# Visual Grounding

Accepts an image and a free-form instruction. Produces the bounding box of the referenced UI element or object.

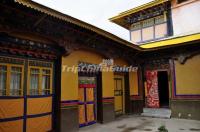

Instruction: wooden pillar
[54,55,62,132]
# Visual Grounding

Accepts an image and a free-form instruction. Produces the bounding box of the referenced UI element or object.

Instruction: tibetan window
[130,14,168,43]
[0,66,7,96]
[30,68,40,95]
[0,65,23,96]
[10,67,22,96]
[28,66,52,96]
[42,69,51,95]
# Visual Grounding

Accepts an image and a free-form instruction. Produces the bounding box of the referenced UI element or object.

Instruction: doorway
[158,71,169,108]
[78,76,97,127]
[78,72,103,127]
[114,75,125,116]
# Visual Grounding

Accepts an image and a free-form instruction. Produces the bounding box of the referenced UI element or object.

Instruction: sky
[33,0,151,41]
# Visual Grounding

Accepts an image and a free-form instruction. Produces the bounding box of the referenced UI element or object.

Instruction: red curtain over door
[146,71,159,108]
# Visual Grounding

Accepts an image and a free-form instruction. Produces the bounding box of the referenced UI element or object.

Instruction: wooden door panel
[86,104,95,122]
[114,96,122,111]
[78,77,96,127]
[79,105,86,124]
[79,89,85,102]
[114,76,124,116]
[86,88,94,102]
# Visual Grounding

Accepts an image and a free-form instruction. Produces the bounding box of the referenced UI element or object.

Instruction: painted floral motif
[146,71,159,108]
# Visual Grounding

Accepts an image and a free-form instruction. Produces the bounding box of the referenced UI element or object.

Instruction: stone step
[141,108,171,119]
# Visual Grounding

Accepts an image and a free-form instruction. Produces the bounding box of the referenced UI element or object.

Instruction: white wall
[171,0,200,36]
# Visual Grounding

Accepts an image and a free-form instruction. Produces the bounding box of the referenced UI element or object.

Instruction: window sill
[136,36,169,45]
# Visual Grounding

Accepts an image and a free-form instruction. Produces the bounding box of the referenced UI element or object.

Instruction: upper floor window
[130,14,168,43]
[131,22,141,30]
[142,18,154,28]
[155,15,165,24]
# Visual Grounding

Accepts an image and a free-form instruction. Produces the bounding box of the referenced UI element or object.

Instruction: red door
[146,71,159,108]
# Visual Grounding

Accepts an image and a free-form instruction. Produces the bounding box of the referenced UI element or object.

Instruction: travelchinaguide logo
[62,59,138,73]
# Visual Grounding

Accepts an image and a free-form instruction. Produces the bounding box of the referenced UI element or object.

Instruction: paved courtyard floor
[79,115,200,132]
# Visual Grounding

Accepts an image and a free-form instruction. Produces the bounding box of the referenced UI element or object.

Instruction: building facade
[0,0,200,132]
[0,0,141,131]
[110,0,200,121]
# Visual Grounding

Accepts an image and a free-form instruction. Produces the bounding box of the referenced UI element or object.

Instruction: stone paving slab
[79,115,200,132]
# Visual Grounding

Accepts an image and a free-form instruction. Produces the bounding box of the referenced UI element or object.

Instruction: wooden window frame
[42,69,52,95]
[131,22,141,30]
[155,15,166,25]
[0,63,24,96]
[27,65,53,95]
[130,14,168,43]
[142,18,154,28]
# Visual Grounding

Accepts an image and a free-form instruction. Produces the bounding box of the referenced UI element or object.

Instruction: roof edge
[140,33,200,49]
[109,0,169,22]
[15,0,142,51]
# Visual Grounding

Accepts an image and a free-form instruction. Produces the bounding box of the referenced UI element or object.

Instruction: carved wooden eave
[109,0,170,29]
[0,33,60,59]
[137,40,200,65]
[1,0,199,66]
[173,49,200,64]
[0,0,141,64]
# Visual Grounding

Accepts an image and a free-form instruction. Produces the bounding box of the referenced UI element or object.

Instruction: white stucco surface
[172,0,200,36]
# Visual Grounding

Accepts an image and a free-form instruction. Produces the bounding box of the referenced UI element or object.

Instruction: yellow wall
[175,54,200,95]
[0,99,24,119]
[62,50,107,101]
[102,71,114,97]
[114,59,128,67]
[0,120,23,132]
[62,53,139,101]
[114,58,139,96]
[27,97,52,115]
[26,115,52,132]
[129,71,139,95]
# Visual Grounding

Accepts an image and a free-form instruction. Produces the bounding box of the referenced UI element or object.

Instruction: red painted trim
[79,84,96,88]
[103,97,114,103]
[130,95,143,100]
[0,47,56,59]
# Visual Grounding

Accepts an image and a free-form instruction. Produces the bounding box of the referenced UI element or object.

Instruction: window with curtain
[10,67,22,96]
[29,68,51,95]
[0,66,7,96]
[42,69,51,95]
[0,65,23,96]
[30,68,40,95]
